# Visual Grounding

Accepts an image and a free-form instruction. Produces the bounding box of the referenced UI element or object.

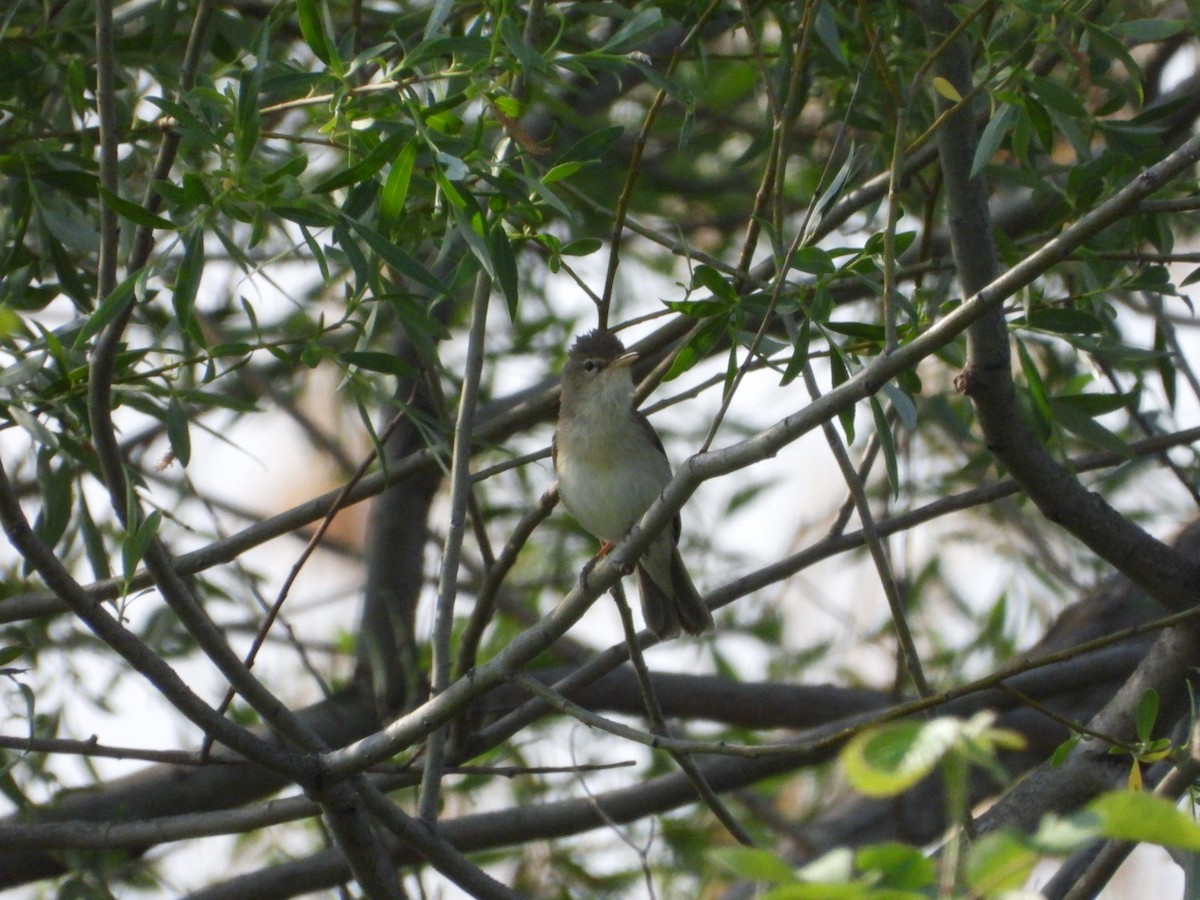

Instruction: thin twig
[420,271,492,824]
[610,583,755,845]
[802,364,933,697]
[598,0,727,326]
[201,401,413,758]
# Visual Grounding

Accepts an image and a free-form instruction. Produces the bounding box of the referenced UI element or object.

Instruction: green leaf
[339,351,418,377]
[762,884,865,899]
[98,188,175,231]
[173,228,205,344]
[600,8,665,53]
[1135,689,1159,743]
[1049,391,1134,416]
[543,161,583,185]
[1015,307,1106,334]
[343,217,446,294]
[490,225,520,320]
[122,510,162,588]
[792,246,836,276]
[0,645,28,667]
[780,318,811,386]
[296,0,341,71]
[499,16,548,74]
[1015,338,1052,441]
[965,831,1038,895]
[560,238,602,257]
[1047,399,1132,457]
[881,381,917,430]
[932,76,962,103]
[664,313,727,381]
[1154,320,1176,410]
[1049,734,1081,767]
[829,348,855,443]
[712,846,797,883]
[870,396,899,498]
[275,205,335,227]
[557,126,625,164]
[856,843,935,889]
[814,1,847,66]
[1086,791,1200,850]
[842,719,961,798]
[165,396,191,468]
[316,131,413,194]
[73,271,140,350]
[826,321,885,341]
[971,104,1018,179]
[34,451,72,549]
[1111,19,1189,42]
[379,141,417,231]
[235,23,269,166]
[78,496,112,582]
[423,0,455,39]
[690,264,738,304]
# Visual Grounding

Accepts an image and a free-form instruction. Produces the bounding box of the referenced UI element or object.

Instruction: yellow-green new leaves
[841,712,1025,798]
[931,76,962,103]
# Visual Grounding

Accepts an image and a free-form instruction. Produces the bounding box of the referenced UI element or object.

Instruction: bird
[553,329,714,639]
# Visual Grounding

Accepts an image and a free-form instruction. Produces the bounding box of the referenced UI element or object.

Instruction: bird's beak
[609,351,638,370]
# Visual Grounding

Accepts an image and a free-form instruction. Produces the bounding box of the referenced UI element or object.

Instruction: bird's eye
[583,359,600,373]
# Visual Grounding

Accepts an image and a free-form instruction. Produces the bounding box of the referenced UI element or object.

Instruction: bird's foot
[579,541,628,588]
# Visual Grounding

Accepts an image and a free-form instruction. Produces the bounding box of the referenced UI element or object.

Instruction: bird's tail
[636,547,713,639]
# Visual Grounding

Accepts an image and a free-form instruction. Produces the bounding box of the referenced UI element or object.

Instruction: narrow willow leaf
[780,318,811,386]
[1154,320,1176,410]
[0,645,28,667]
[664,313,727,381]
[296,0,341,71]
[343,217,446,294]
[690,264,738,304]
[1050,392,1135,416]
[165,396,191,467]
[970,104,1018,179]
[340,351,417,377]
[235,24,269,166]
[1111,19,1189,41]
[34,451,72,549]
[543,161,583,184]
[712,846,797,883]
[316,131,413,194]
[1135,689,1159,743]
[870,396,899,498]
[1048,399,1133,457]
[829,348,854,443]
[174,228,205,344]
[98,188,175,231]
[1015,338,1052,441]
[423,0,455,39]
[73,271,140,349]
[490,225,520,320]
[122,510,162,589]
[379,141,417,231]
[601,8,665,53]
[78,496,112,581]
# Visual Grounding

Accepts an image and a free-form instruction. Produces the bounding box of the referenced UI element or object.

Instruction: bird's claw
[579,540,626,589]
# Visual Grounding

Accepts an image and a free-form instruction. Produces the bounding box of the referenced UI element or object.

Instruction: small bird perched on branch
[553,329,714,639]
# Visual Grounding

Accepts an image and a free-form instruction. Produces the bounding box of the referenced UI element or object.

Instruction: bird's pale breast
[556,410,671,544]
